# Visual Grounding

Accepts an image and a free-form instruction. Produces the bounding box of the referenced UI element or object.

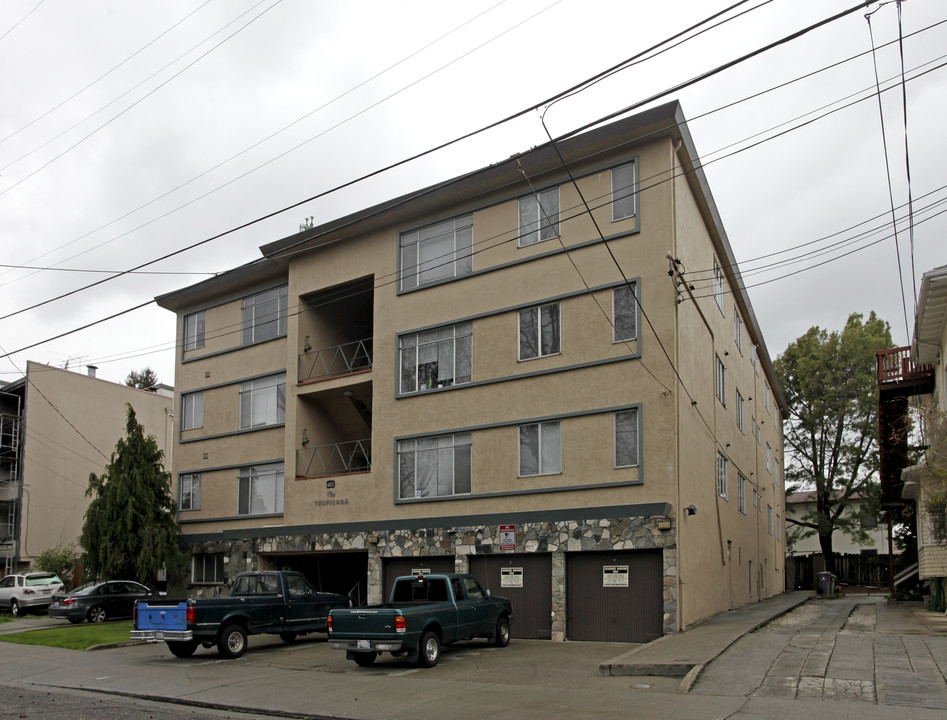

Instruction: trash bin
[817,571,836,595]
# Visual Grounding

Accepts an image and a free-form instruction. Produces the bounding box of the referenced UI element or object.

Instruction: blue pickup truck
[328,573,512,668]
[132,570,349,659]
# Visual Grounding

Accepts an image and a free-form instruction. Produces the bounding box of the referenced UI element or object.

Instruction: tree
[80,404,179,584]
[775,312,893,574]
[125,367,158,389]
[34,544,80,588]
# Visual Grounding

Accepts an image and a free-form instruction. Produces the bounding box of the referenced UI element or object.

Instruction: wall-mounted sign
[326,479,336,489]
[603,565,629,587]
[499,524,516,551]
[500,567,523,588]
[411,568,431,575]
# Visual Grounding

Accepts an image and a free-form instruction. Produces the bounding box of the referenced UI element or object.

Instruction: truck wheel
[279,632,298,643]
[88,606,107,623]
[353,652,377,667]
[168,640,199,658]
[418,630,441,668]
[493,617,511,647]
[217,624,248,659]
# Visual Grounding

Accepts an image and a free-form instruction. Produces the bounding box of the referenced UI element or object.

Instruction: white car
[0,572,65,616]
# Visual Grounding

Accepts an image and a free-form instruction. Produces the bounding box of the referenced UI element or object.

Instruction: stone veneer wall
[180,515,678,638]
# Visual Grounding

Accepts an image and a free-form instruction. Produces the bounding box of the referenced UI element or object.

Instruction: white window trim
[734,309,743,353]
[736,389,745,432]
[399,322,473,393]
[518,303,561,361]
[184,310,206,352]
[713,257,725,313]
[614,408,640,468]
[519,420,562,477]
[738,473,747,514]
[239,373,286,430]
[179,472,201,511]
[612,283,638,343]
[400,214,473,290]
[397,432,472,500]
[611,161,637,221]
[237,462,284,516]
[518,187,560,247]
[717,452,728,499]
[715,354,727,407]
[181,391,203,431]
[241,285,288,345]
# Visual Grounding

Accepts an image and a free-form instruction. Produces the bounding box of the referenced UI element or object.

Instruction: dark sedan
[49,580,151,623]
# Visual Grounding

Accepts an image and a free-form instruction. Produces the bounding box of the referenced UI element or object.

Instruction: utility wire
[0,0,44,44]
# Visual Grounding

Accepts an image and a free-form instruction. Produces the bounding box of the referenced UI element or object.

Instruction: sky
[1,0,944,389]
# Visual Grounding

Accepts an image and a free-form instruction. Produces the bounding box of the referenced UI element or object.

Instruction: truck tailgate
[135,600,188,632]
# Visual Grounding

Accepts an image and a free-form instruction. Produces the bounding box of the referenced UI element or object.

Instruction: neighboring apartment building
[900,265,947,592]
[155,101,786,641]
[0,362,173,577]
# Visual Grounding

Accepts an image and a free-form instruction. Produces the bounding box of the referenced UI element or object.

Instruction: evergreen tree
[80,404,179,583]
[775,312,893,574]
[125,367,158,389]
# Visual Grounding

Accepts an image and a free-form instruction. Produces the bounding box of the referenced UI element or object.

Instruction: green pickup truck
[328,573,512,668]
[132,570,349,659]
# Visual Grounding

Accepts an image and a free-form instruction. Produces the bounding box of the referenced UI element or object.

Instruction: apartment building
[0,362,173,577]
[156,101,786,641]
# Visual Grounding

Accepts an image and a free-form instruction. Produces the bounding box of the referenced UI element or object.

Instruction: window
[611,162,637,220]
[752,345,760,375]
[765,382,771,413]
[776,514,781,541]
[767,504,774,535]
[736,389,744,432]
[612,283,638,342]
[519,187,559,246]
[614,408,640,468]
[753,487,758,510]
[239,373,286,429]
[717,452,728,499]
[179,472,201,511]
[398,433,471,499]
[734,309,743,352]
[519,304,560,360]
[400,322,472,393]
[752,416,760,443]
[242,286,288,345]
[519,421,561,476]
[181,391,203,430]
[713,257,725,312]
[766,442,772,473]
[238,463,284,515]
[192,553,224,584]
[715,354,726,406]
[738,473,747,514]
[184,310,205,351]
[400,215,473,290]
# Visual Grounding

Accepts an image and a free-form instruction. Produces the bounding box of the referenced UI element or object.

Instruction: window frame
[612,283,638,343]
[399,322,472,393]
[713,257,725,312]
[518,303,561,361]
[397,432,472,500]
[237,462,284,516]
[518,420,562,477]
[184,310,206,352]
[239,373,286,430]
[715,354,727,407]
[733,309,743,352]
[614,408,640,468]
[191,553,224,585]
[518,187,560,247]
[181,391,203,431]
[399,214,473,291]
[179,472,201,511]
[736,389,744,432]
[241,285,288,345]
[717,452,728,499]
[738,473,747,514]
[611,161,637,221]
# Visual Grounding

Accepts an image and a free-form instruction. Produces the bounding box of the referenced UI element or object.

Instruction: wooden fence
[785,553,891,590]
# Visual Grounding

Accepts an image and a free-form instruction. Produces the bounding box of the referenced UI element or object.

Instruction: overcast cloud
[1,0,944,388]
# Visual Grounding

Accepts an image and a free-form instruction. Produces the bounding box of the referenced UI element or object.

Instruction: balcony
[876,347,935,396]
[299,338,373,383]
[296,439,371,478]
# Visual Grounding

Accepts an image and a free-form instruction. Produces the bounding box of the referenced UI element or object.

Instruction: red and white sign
[499,524,516,551]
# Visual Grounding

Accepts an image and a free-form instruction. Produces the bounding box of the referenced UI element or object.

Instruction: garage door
[469,553,551,639]
[566,550,663,643]
[382,556,456,601]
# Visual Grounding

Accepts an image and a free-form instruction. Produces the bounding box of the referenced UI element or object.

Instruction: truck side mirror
[485,589,492,597]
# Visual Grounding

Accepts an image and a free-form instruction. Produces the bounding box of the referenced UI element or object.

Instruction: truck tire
[168,640,199,658]
[217,624,248,659]
[493,617,510,647]
[418,630,441,668]
[353,651,377,667]
[279,632,298,643]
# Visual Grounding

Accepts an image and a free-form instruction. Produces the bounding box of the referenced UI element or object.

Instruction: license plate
[155,632,165,641]
[356,640,371,650]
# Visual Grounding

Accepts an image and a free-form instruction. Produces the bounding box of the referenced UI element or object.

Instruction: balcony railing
[296,439,371,478]
[877,347,934,386]
[298,338,373,383]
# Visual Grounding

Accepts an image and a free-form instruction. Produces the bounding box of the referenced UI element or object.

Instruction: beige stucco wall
[18,362,172,565]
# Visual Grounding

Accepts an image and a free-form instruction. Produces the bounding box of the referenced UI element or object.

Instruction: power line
[0,0,44,44]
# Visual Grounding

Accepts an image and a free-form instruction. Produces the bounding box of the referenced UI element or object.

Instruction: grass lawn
[0,621,133,650]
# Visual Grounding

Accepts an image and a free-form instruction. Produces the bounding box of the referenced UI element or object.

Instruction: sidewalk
[600,590,812,688]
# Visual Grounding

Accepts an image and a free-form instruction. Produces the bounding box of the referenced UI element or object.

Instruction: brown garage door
[566,550,663,643]
[382,556,456,601]
[469,553,551,639]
